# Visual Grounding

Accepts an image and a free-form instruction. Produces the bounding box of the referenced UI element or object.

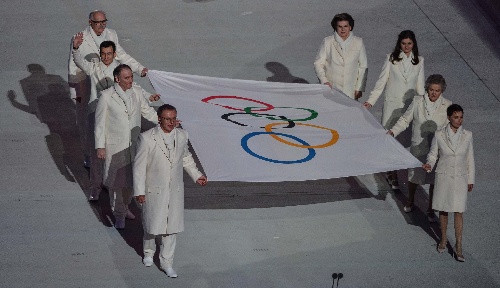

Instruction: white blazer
[94,84,157,188]
[427,126,475,212]
[68,26,144,84]
[133,126,203,235]
[366,54,425,128]
[314,35,368,98]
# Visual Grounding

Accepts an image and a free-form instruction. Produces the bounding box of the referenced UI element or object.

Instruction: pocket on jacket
[147,186,161,195]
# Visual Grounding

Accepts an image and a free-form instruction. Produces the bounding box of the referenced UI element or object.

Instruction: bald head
[88,10,107,35]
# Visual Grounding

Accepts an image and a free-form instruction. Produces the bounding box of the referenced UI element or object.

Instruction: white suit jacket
[314,35,368,98]
[133,126,203,235]
[94,84,157,188]
[427,127,475,184]
[366,54,425,127]
[68,26,144,84]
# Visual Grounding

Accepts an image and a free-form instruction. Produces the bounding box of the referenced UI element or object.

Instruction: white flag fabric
[148,70,421,182]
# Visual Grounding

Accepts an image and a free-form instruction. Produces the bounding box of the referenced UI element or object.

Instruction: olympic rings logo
[201,95,339,164]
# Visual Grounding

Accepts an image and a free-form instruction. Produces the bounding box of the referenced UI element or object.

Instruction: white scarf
[334,31,354,55]
[423,92,442,120]
[400,51,413,77]
[446,123,463,151]
[89,27,107,47]
[160,126,176,158]
[97,60,118,92]
[114,83,133,119]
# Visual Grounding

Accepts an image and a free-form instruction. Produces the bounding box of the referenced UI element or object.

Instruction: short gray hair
[89,10,106,20]
[425,74,447,93]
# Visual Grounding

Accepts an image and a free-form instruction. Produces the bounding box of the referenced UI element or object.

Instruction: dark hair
[425,74,447,93]
[113,64,131,81]
[100,41,116,53]
[447,104,463,116]
[331,13,354,30]
[390,30,420,65]
[157,104,177,116]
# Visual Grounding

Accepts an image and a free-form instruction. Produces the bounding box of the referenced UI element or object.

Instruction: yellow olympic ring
[264,122,339,148]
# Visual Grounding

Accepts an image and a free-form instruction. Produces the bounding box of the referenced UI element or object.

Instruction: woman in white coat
[388,74,451,222]
[423,104,474,262]
[364,30,425,189]
[314,13,368,100]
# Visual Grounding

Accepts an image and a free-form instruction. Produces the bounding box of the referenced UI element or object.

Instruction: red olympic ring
[201,96,274,112]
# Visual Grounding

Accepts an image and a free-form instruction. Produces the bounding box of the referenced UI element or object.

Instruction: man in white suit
[72,34,159,201]
[314,13,368,100]
[69,10,148,167]
[133,104,207,278]
[95,64,158,229]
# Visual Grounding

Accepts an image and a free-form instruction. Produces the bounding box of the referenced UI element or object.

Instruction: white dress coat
[427,126,475,212]
[68,26,144,84]
[94,84,157,188]
[314,35,368,98]
[366,54,425,129]
[133,126,203,235]
[391,95,452,184]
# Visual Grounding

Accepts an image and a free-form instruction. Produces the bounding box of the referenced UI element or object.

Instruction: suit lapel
[441,127,454,152]
[83,28,100,55]
[110,88,127,112]
[332,40,344,63]
[153,127,172,163]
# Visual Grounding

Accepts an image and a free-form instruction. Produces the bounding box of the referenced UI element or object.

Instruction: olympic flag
[148,70,421,182]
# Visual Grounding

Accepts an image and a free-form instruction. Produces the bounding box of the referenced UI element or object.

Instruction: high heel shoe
[454,246,465,262]
[403,203,413,213]
[437,242,446,253]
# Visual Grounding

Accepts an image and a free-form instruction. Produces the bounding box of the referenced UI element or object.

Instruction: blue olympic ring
[241,132,316,164]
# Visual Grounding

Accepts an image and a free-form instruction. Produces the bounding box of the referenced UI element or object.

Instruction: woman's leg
[438,211,448,250]
[454,212,464,260]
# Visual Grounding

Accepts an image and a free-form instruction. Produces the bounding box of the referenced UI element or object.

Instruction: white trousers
[143,233,177,268]
[109,187,132,218]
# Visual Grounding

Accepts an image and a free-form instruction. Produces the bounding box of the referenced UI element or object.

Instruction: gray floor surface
[1,0,499,287]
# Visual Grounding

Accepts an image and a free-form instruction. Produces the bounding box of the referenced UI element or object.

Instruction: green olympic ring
[243,106,318,122]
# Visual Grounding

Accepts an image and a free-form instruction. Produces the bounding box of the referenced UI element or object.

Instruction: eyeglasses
[159,116,177,122]
[90,19,108,25]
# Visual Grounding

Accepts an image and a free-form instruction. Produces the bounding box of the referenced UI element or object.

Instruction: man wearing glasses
[94,64,158,230]
[68,10,148,170]
[133,104,207,277]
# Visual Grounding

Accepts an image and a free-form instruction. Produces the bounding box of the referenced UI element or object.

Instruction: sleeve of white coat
[133,83,153,103]
[182,132,203,182]
[72,48,95,76]
[133,133,148,197]
[366,54,391,106]
[426,131,439,169]
[467,134,475,185]
[139,92,158,123]
[390,96,416,137]
[313,38,330,84]
[355,40,368,92]
[109,29,146,75]
[94,93,108,149]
